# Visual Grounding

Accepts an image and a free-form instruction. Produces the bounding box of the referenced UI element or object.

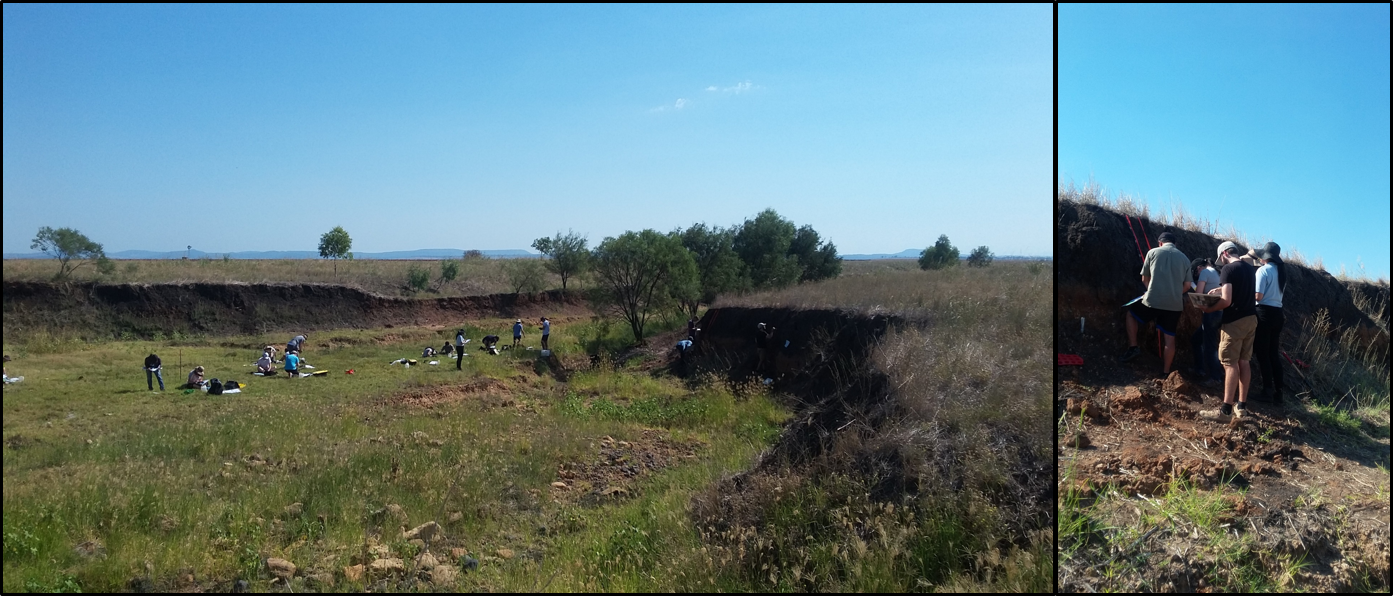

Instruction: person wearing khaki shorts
[1200,241,1259,422]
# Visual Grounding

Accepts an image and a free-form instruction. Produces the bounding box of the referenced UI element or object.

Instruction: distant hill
[3,248,540,260]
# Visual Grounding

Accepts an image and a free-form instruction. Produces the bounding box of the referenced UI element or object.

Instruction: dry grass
[696,261,1054,591]
[2,257,570,298]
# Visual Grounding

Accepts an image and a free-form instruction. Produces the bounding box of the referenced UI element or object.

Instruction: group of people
[1123,232,1288,421]
[143,333,312,391]
[437,317,553,364]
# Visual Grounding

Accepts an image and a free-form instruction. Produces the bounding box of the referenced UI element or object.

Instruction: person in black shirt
[1199,241,1258,422]
[755,323,776,374]
[144,353,165,391]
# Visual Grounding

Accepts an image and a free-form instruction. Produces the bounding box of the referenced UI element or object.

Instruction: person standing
[455,329,467,371]
[144,353,165,391]
[1188,258,1223,383]
[1253,242,1287,404]
[539,317,551,351]
[1200,241,1259,421]
[512,319,524,350]
[1120,232,1193,375]
[755,323,776,374]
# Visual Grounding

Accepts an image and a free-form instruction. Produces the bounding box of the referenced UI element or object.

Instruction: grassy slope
[2,321,787,592]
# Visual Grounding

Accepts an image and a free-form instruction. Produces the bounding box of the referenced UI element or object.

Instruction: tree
[440,259,460,283]
[502,258,547,295]
[788,225,843,282]
[31,226,105,280]
[532,230,589,292]
[732,209,802,289]
[591,230,699,343]
[678,223,744,317]
[918,235,960,270]
[406,264,430,292]
[318,226,353,276]
[966,245,994,268]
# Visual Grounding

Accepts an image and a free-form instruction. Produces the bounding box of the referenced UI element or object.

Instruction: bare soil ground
[1057,349,1390,592]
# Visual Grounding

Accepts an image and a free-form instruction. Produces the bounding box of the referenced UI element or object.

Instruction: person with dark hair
[1200,241,1258,422]
[144,353,165,391]
[755,323,776,374]
[455,329,467,370]
[187,366,207,388]
[1120,231,1193,375]
[1253,242,1287,404]
[1188,258,1223,383]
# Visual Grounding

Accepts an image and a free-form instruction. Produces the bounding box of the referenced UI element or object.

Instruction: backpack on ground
[208,379,223,395]
[224,380,240,390]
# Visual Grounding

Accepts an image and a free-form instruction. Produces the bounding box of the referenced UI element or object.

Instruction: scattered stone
[1065,398,1083,415]
[1068,430,1091,449]
[461,556,480,571]
[447,511,463,523]
[431,564,458,584]
[551,481,570,490]
[402,521,440,542]
[369,557,405,576]
[496,548,514,560]
[449,547,468,560]
[232,579,250,593]
[343,564,365,583]
[415,551,439,570]
[617,440,631,448]
[284,502,303,517]
[408,538,426,549]
[266,557,296,580]
[600,486,629,497]
[385,503,405,521]
[368,544,390,558]
[1113,386,1147,410]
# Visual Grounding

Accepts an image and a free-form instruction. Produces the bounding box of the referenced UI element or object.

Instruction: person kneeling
[284,351,302,379]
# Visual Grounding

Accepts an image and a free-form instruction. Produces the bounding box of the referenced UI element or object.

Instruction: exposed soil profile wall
[2,281,586,339]
[1056,200,1389,360]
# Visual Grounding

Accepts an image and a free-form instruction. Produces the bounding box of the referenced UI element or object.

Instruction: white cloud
[725,81,753,93]
[674,98,687,109]
[705,86,718,91]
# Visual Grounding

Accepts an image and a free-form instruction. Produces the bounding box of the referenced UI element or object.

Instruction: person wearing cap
[1120,231,1193,376]
[1187,257,1224,384]
[284,350,301,379]
[512,319,524,350]
[1253,242,1287,403]
[144,353,165,391]
[187,366,207,388]
[1199,241,1258,422]
[539,317,551,351]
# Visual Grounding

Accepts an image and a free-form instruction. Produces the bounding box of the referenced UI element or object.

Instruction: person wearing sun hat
[1253,241,1287,404]
[512,319,524,350]
[1199,240,1258,422]
[1120,231,1193,376]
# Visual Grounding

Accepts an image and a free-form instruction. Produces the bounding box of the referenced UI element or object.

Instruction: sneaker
[1120,346,1141,362]
[1234,402,1247,419]
[1200,407,1232,423]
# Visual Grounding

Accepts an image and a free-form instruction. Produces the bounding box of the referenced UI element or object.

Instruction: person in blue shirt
[512,319,524,350]
[284,350,301,379]
[539,317,551,351]
[1252,242,1287,403]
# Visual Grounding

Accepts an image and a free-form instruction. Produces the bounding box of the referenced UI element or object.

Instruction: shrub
[440,259,460,283]
[967,245,994,267]
[406,264,431,292]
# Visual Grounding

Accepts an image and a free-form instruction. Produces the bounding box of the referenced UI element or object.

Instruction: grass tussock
[1296,307,1391,414]
[692,262,1053,591]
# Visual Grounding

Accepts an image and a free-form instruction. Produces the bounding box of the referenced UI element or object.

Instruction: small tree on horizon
[532,230,590,292]
[918,235,960,271]
[31,226,105,280]
[967,245,994,267]
[502,258,547,295]
[318,226,353,276]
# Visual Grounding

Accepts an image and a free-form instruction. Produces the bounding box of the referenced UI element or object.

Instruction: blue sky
[3,4,1050,257]
[1060,4,1391,279]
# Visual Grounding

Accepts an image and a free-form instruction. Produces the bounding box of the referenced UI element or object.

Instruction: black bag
[208,379,223,395]
[224,380,240,390]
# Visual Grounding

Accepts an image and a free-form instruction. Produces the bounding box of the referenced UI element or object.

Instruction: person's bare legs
[1125,313,1139,347]
[1162,334,1176,374]
[1222,363,1239,404]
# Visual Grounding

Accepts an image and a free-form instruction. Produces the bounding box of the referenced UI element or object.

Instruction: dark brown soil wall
[2,281,586,340]
[1056,200,1389,359]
